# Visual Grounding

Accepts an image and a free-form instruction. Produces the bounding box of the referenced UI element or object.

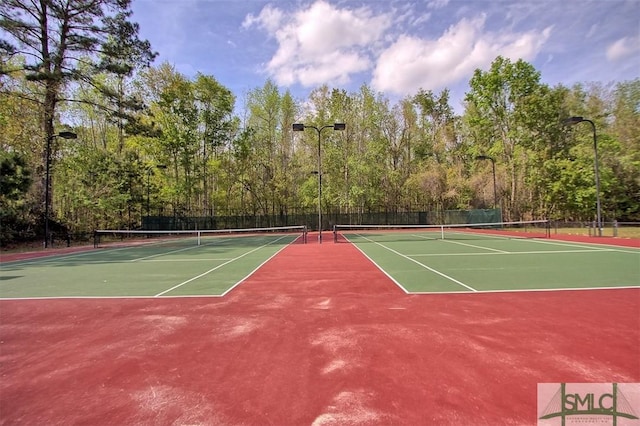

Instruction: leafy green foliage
[0,151,32,243]
[0,151,31,201]
[2,33,639,243]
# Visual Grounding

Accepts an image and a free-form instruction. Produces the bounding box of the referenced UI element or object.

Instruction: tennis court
[0,227,306,299]
[0,224,638,425]
[1,223,638,299]
[333,222,639,294]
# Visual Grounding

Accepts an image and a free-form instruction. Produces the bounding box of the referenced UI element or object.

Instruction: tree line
[1,1,639,244]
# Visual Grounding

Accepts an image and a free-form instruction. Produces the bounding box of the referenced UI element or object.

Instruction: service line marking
[154,236,288,297]
[352,234,478,292]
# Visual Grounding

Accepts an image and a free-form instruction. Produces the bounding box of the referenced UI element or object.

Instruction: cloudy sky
[130,0,639,111]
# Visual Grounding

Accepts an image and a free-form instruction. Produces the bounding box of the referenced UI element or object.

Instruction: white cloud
[372,15,552,95]
[410,12,431,28]
[243,0,392,87]
[586,23,599,40]
[428,0,450,10]
[243,1,555,95]
[242,5,284,33]
[606,36,640,62]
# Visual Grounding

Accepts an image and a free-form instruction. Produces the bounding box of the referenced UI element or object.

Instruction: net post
[93,230,98,248]
[333,225,338,243]
[545,220,551,238]
[440,225,445,240]
[197,231,201,246]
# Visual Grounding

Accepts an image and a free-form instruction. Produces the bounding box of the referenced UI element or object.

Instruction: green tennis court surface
[0,233,300,298]
[339,231,639,293]
[1,229,638,299]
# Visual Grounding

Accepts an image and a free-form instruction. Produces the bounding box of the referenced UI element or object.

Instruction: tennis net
[333,220,550,243]
[94,225,308,248]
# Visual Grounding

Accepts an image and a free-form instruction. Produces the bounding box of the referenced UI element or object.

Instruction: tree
[0,0,156,217]
[0,150,31,201]
[609,79,640,220]
[193,73,235,217]
[241,80,302,220]
[0,151,32,243]
[464,57,556,220]
[411,89,460,212]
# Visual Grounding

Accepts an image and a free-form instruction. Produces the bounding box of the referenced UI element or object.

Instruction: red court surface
[1,235,639,425]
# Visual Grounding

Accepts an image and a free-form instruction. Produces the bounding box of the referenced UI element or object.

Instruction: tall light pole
[44,131,77,247]
[563,116,602,237]
[293,122,346,243]
[475,155,497,210]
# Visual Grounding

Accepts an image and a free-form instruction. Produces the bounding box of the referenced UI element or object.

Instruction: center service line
[154,236,289,297]
[356,234,478,292]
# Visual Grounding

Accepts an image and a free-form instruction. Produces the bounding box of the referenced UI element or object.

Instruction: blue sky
[130,0,640,112]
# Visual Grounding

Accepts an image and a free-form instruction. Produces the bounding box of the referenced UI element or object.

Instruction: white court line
[2,258,235,265]
[352,234,477,292]
[129,237,234,262]
[4,284,637,301]
[518,238,639,254]
[412,233,508,253]
[154,235,289,297]
[1,237,238,267]
[0,247,141,267]
[220,243,291,297]
[345,235,410,294]
[0,236,223,267]
[131,244,205,262]
[142,258,234,262]
[408,285,640,295]
[409,249,616,257]
[439,239,509,253]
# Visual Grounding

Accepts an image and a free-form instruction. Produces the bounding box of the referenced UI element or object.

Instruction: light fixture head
[475,155,494,161]
[563,116,585,125]
[57,131,77,139]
